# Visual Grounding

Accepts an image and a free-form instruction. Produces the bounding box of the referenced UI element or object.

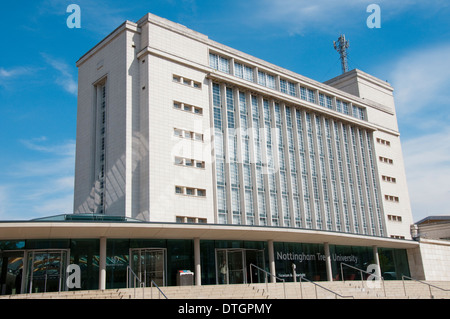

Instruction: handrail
[298,275,354,299]
[126,266,145,299]
[151,280,168,299]
[249,263,286,299]
[402,275,450,298]
[340,263,386,297]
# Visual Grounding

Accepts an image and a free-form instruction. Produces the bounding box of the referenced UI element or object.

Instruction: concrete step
[1,280,449,299]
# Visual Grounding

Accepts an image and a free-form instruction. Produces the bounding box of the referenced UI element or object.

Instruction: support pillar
[268,240,276,283]
[99,237,107,290]
[324,242,333,281]
[194,237,201,286]
[373,245,381,275]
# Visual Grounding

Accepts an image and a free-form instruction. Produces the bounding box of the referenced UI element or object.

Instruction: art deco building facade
[74,13,412,240]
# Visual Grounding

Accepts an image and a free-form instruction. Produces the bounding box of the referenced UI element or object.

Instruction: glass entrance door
[26,250,68,294]
[216,249,265,285]
[0,251,24,295]
[130,248,166,287]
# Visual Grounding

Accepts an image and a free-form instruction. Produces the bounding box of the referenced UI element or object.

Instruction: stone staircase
[1,280,449,299]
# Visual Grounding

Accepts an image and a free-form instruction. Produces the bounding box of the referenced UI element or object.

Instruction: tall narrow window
[94,81,107,214]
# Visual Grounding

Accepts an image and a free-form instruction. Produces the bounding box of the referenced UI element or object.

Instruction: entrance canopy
[0,217,418,249]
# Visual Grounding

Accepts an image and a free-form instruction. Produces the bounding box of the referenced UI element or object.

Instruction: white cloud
[0,67,33,78]
[41,53,78,95]
[383,43,450,222]
[388,44,450,118]
[250,0,447,35]
[402,129,450,221]
[0,138,75,220]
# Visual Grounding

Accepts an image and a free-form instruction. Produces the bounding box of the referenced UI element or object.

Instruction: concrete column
[99,237,107,290]
[268,240,276,283]
[194,238,201,286]
[324,242,333,281]
[373,245,381,275]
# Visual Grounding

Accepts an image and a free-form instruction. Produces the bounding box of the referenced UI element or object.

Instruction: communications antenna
[333,34,350,74]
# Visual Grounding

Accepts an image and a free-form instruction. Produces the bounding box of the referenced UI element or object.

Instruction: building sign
[276,251,358,264]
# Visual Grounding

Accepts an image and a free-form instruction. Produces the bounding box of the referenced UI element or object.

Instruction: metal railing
[126,266,145,299]
[249,263,286,299]
[298,275,354,299]
[402,275,450,298]
[151,280,168,299]
[340,263,386,297]
[126,266,168,299]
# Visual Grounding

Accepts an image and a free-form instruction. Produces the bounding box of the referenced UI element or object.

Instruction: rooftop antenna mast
[334,34,350,74]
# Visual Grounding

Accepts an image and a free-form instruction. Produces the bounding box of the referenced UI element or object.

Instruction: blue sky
[0,0,449,222]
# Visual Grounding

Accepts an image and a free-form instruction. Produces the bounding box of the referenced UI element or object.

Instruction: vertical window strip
[213,83,227,224]
[226,88,241,225]
[359,130,376,235]
[286,107,302,227]
[296,110,312,228]
[366,131,384,236]
[334,122,351,232]
[351,127,368,235]
[306,113,322,230]
[316,116,333,231]
[288,82,296,97]
[280,79,287,94]
[263,99,279,226]
[275,103,290,226]
[342,125,360,234]
[252,96,267,225]
[239,92,255,225]
[325,119,341,232]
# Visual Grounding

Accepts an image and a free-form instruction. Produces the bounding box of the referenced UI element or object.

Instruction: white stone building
[74,13,413,240]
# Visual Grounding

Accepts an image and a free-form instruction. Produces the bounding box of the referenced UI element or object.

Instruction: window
[173,74,201,89]
[280,79,287,94]
[258,71,275,89]
[193,81,201,88]
[174,157,184,165]
[235,62,254,82]
[185,159,194,166]
[174,156,205,169]
[174,128,183,138]
[387,214,403,222]
[194,133,203,141]
[174,128,204,142]
[209,53,230,73]
[300,86,307,100]
[175,186,207,198]
[385,195,399,202]
[197,189,206,197]
[382,175,396,183]
[176,216,207,223]
[288,82,296,96]
[173,101,203,115]
[379,156,393,164]
[353,105,366,120]
[376,137,391,146]
[196,161,205,169]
